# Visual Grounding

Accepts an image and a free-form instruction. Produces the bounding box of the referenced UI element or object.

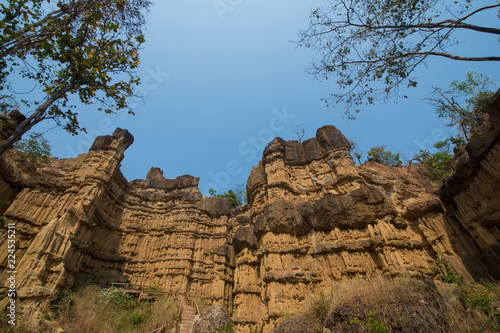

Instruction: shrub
[367,145,402,166]
[12,132,51,167]
[436,255,463,284]
[100,287,137,309]
[413,140,453,183]
[350,312,389,333]
[51,285,178,333]
[312,291,330,322]
[216,322,234,333]
[209,188,242,208]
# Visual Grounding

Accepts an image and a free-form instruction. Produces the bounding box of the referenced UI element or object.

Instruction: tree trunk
[0,82,70,157]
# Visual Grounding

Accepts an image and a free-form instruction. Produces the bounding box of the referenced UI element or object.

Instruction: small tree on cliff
[12,132,51,167]
[426,71,495,142]
[367,145,402,166]
[209,188,242,209]
[412,140,453,182]
[0,0,151,156]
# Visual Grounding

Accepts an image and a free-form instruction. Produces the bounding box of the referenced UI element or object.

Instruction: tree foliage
[349,139,363,164]
[367,145,402,166]
[235,183,247,205]
[12,131,51,166]
[298,0,500,118]
[427,71,495,142]
[412,140,453,183]
[0,0,151,155]
[209,188,242,209]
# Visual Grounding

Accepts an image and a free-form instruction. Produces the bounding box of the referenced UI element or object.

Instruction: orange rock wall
[0,91,499,332]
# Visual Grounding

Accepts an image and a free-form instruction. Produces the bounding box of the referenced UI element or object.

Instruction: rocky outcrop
[0,97,498,332]
[0,123,234,315]
[191,306,232,333]
[229,126,469,332]
[440,88,500,279]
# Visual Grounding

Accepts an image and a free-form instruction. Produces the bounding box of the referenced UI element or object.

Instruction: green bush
[312,291,330,322]
[51,290,76,319]
[413,140,453,183]
[12,132,51,167]
[367,145,402,166]
[100,287,137,309]
[459,279,500,316]
[0,200,10,227]
[209,188,242,208]
[436,255,462,284]
[149,285,162,291]
[216,322,234,333]
[127,310,147,326]
[350,312,388,333]
[49,285,179,333]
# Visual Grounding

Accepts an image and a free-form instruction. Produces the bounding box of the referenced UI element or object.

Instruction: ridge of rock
[0,91,498,333]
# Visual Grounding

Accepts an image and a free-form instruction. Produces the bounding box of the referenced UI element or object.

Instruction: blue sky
[41,0,500,195]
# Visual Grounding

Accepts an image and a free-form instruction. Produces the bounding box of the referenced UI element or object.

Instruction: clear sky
[41,0,500,195]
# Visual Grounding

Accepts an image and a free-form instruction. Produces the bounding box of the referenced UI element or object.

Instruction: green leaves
[367,145,402,166]
[209,188,243,208]
[413,140,453,183]
[0,0,151,155]
[12,132,51,167]
[428,71,495,142]
[298,0,500,118]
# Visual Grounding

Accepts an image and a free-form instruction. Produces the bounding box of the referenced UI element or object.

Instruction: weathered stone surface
[440,88,500,279]
[230,125,475,332]
[201,196,231,218]
[262,125,350,166]
[312,186,396,230]
[0,102,497,333]
[191,306,232,333]
[0,121,234,315]
[89,127,134,152]
[233,226,258,253]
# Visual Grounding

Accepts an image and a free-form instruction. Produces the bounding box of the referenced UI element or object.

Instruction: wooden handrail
[175,299,182,333]
[106,281,185,332]
[185,292,200,315]
[148,325,166,333]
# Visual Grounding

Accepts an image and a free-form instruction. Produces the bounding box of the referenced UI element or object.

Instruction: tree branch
[417,52,500,61]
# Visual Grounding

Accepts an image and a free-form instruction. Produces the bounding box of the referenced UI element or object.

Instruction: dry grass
[275,275,499,333]
[51,285,178,333]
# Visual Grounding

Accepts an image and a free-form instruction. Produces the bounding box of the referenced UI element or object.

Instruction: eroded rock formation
[229,126,469,332]
[0,90,499,332]
[0,124,234,315]
[440,88,500,279]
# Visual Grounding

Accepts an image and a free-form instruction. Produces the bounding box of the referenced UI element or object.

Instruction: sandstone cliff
[0,91,498,332]
[229,126,471,332]
[440,88,500,279]
[0,121,234,315]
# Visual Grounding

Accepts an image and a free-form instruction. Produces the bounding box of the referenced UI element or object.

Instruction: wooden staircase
[179,297,196,333]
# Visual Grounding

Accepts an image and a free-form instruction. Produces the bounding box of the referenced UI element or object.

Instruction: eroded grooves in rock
[0,123,234,314]
[0,101,498,332]
[440,88,500,278]
[230,125,472,332]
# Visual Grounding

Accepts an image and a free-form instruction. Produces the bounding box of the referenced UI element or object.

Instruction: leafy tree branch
[298,0,500,118]
[0,0,151,156]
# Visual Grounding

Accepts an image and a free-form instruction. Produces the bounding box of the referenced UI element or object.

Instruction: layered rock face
[0,123,234,314]
[0,95,498,332]
[230,126,468,332]
[440,89,500,279]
